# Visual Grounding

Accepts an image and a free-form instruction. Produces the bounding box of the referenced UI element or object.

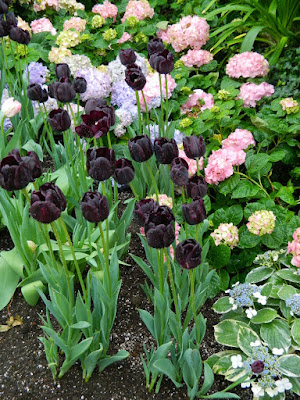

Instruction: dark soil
[0,192,298,400]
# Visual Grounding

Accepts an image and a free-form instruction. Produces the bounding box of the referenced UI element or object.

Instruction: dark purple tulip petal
[55,63,71,79]
[125,63,146,91]
[182,197,206,225]
[73,77,87,94]
[183,135,206,160]
[55,82,76,103]
[154,137,178,164]
[48,109,71,132]
[144,205,175,248]
[27,83,48,103]
[128,135,153,163]
[9,27,30,45]
[147,38,165,57]
[149,49,174,74]
[170,157,189,186]
[134,198,159,227]
[81,191,109,223]
[175,239,202,269]
[119,49,137,66]
[86,147,116,181]
[114,158,135,185]
[84,98,107,114]
[186,175,207,199]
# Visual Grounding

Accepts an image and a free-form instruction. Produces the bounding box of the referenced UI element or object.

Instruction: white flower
[229,297,235,304]
[265,387,279,397]
[272,348,284,355]
[251,383,264,397]
[1,97,22,118]
[232,304,238,310]
[253,292,267,305]
[275,378,292,393]
[246,308,257,318]
[250,340,261,347]
[231,354,243,369]
[232,281,240,287]
[241,379,251,388]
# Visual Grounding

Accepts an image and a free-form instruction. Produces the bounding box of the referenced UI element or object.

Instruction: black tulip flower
[170,157,189,186]
[154,137,178,164]
[27,83,48,103]
[55,82,76,103]
[6,12,17,28]
[29,183,66,224]
[0,149,38,191]
[77,110,111,138]
[175,239,202,269]
[84,98,107,114]
[134,198,159,227]
[183,135,206,160]
[182,197,206,225]
[144,205,175,248]
[0,0,9,14]
[147,38,165,57]
[119,49,137,66]
[55,63,71,79]
[48,109,71,132]
[81,191,109,223]
[125,63,146,91]
[73,77,87,94]
[22,151,42,180]
[128,135,153,163]
[149,49,174,74]
[48,82,60,99]
[251,361,264,374]
[0,18,9,37]
[186,175,208,199]
[114,158,135,185]
[9,27,30,45]
[86,147,116,181]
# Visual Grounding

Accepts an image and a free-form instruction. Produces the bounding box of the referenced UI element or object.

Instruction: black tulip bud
[144,205,175,248]
[125,63,146,91]
[186,175,207,199]
[55,63,71,79]
[119,49,137,66]
[86,147,116,181]
[55,82,76,103]
[9,27,30,45]
[84,98,107,114]
[27,83,48,103]
[170,157,189,186]
[48,109,71,132]
[81,191,109,223]
[149,49,174,74]
[6,12,17,28]
[134,198,159,227]
[48,82,60,99]
[175,239,202,269]
[128,135,153,163]
[0,0,9,14]
[154,137,178,164]
[147,38,165,57]
[183,135,206,160]
[114,158,135,185]
[182,197,206,225]
[73,77,87,93]
[22,151,42,180]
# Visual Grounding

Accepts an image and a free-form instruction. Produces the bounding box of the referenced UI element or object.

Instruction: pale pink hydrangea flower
[157,28,170,43]
[222,148,246,166]
[247,210,276,236]
[121,0,154,23]
[139,72,177,111]
[33,0,59,12]
[288,241,300,267]
[167,16,210,52]
[181,89,214,114]
[280,98,299,114]
[92,0,118,22]
[226,52,269,78]
[204,149,234,185]
[30,17,57,36]
[117,32,132,44]
[293,228,300,243]
[211,223,239,248]
[48,47,72,63]
[180,50,213,68]
[237,82,274,108]
[148,194,173,209]
[222,129,255,151]
[178,149,203,176]
[63,17,86,32]
[17,17,32,35]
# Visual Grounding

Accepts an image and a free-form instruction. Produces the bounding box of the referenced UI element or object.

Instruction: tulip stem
[59,217,87,302]
[141,90,151,137]
[0,40,13,94]
[98,222,111,295]
[168,165,175,206]
[145,160,159,199]
[181,189,188,235]
[196,158,200,176]
[129,183,139,201]
[158,74,164,137]
[165,75,169,137]
[50,222,74,311]
[136,91,143,136]
[39,103,60,169]
[189,269,199,345]
[0,116,6,154]
[195,224,200,244]
[157,249,164,295]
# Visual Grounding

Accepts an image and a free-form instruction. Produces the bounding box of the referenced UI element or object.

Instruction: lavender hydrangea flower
[25,62,49,85]
[111,80,136,108]
[75,68,111,102]
[3,118,13,131]
[286,294,300,316]
[147,123,185,145]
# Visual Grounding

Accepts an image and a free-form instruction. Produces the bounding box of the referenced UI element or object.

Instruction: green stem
[107,130,112,149]
[195,224,200,244]
[235,171,270,198]
[145,160,159,199]
[135,91,143,136]
[158,74,164,137]
[141,90,150,137]
[0,40,13,94]
[168,165,175,206]
[157,249,164,294]
[165,75,169,137]
[39,104,59,168]
[99,222,111,295]
[129,182,139,200]
[189,269,199,343]
[196,158,200,176]
[0,116,6,154]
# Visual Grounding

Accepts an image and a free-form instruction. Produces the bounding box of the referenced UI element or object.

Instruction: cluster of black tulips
[0,6,30,45]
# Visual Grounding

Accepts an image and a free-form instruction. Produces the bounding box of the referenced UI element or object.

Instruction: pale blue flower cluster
[229,283,261,308]
[286,294,300,316]
[111,81,136,108]
[75,68,111,102]
[25,62,49,86]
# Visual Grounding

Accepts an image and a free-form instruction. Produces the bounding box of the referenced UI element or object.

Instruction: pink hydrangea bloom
[293,228,300,243]
[204,149,234,185]
[180,50,213,68]
[92,0,118,22]
[157,28,170,43]
[30,17,57,36]
[226,52,269,78]
[148,194,173,209]
[121,0,154,23]
[33,0,59,12]
[288,241,300,267]
[280,98,299,114]
[117,32,132,44]
[139,73,177,111]
[222,148,246,166]
[167,16,210,52]
[211,223,239,248]
[181,89,214,114]
[222,129,255,151]
[247,210,276,236]
[237,82,274,108]
[48,47,72,63]
[178,149,203,176]
[63,17,86,32]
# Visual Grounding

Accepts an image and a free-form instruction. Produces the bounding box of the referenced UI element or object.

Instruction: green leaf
[277,285,297,301]
[237,326,261,356]
[59,338,93,378]
[154,359,183,388]
[98,350,129,372]
[232,180,259,198]
[156,21,168,30]
[197,363,214,396]
[214,320,248,347]
[260,319,291,352]
[0,257,19,310]
[276,186,296,205]
[21,280,45,306]
[291,320,300,346]
[213,297,233,314]
[240,25,264,52]
[70,321,91,329]
[226,205,243,225]
[277,354,300,377]
[289,377,300,395]
[269,151,286,162]
[1,248,25,277]
[238,226,261,249]
[201,392,240,399]
[251,308,278,324]
[218,174,240,195]
[276,270,300,284]
[209,243,231,269]
[219,269,230,292]
[246,267,274,283]
[245,153,270,175]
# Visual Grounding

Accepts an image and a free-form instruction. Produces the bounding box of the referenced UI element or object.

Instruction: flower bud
[81,191,109,223]
[9,27,30,45]
[170,157,189,186]
[182,197,206,225]
[147,38,165,57]
[128,135,153,163]
[55,63,71,79]
[149,49,174,74]
[48,109,71,132]
[154,137,178,164]
[55,82,76,103]
[186,175,207,199]
[183,135,206,159]
[251,361,264,374]
[73,77,87,94]
[125,63,146,91]
[119,49,137,66]
[114,158,135,184]
[27,240,37,253]
[86,147,116,181]
[80,110,111,138]
[27,84,48,103]
[1,97,21,118]
[134,198,159,227]
[175,239,202,269]
[144,205,175,248]
[84,98,107,114]
[0,0,9,14]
